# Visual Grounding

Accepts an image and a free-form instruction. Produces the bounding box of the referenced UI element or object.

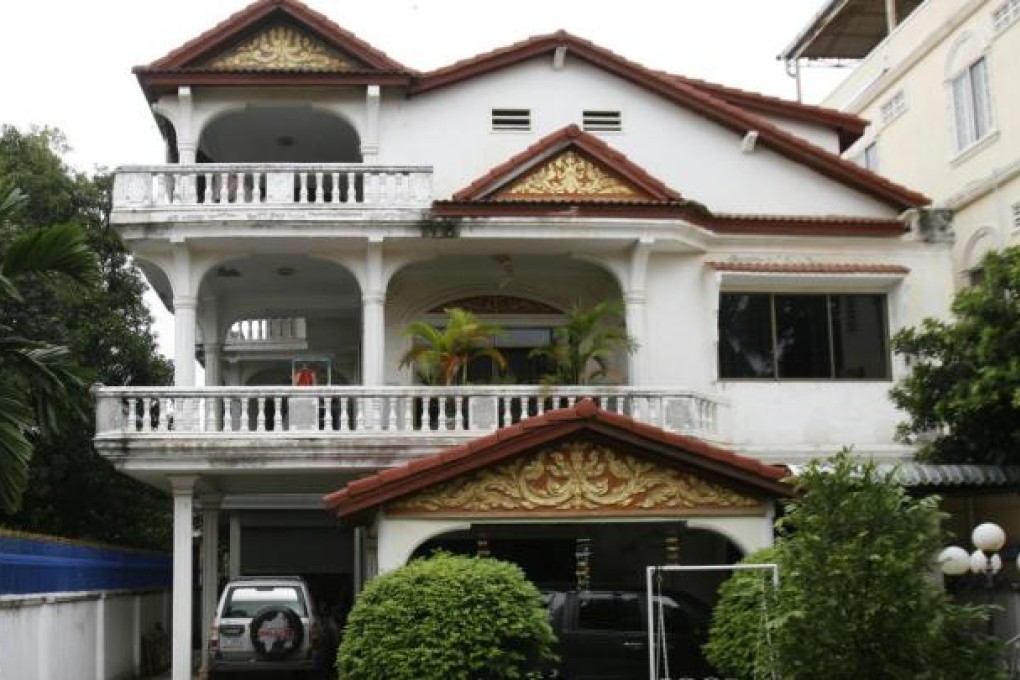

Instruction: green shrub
[337,553,556,679]
[703,547,779,679]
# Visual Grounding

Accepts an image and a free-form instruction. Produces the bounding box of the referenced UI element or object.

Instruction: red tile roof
[323,398,792,518]
[708,261,910,275]
[410,31,926,211]
[451,125,685,203]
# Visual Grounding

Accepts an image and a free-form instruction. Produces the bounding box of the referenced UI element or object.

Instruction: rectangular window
[582,110,622,132]
[491,108,531,132]
[880,90,906,125]
[951,57,993,151]
[718,293,890,380]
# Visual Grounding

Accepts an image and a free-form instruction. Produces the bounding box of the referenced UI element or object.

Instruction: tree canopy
[705,452,1002,679]
[890,246,1020,464]
[0,126,173,548]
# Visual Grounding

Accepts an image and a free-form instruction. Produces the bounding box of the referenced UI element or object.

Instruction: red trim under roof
[411,31,926,211]
[452,125,684,202]
[323,399,792,519]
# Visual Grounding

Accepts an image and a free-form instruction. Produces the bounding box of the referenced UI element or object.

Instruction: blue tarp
[0,534,171,595]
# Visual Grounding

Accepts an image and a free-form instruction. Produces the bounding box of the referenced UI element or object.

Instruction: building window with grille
[950,57,993,152]
[718,293,890,380]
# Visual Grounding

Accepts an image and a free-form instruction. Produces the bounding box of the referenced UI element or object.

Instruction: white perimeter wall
[0,589,170,680]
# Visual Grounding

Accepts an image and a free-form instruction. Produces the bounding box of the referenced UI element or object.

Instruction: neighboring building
[783,0,1020,286]
[95,1,962,677]
[784,0,1020,636]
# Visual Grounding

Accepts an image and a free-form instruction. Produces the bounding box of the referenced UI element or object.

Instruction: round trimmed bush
[337,553,556,679]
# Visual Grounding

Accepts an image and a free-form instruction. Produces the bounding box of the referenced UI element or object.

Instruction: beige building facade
[786,0,1020,285]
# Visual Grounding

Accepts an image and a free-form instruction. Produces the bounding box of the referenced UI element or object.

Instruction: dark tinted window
[719,293,889,380]
[718,293,774,378]
[576,593,643,632]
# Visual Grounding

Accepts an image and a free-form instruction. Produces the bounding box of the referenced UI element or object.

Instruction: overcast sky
[0,0,847,357]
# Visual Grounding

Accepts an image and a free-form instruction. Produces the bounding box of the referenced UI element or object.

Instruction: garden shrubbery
[337,552,556,679]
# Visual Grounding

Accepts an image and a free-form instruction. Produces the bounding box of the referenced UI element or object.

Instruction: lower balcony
[94,386,726,445]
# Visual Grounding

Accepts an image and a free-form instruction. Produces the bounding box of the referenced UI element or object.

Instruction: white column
[229,511,242,579]
[176,86,197,164]
[170,476,197,680]
[174,296,198,386]
[95,593,107,679]
[204,342,222,386]
[625,238,654,386]
[624,291,647,385]
[361,239,386,386]
[200,495,221,672]
[362,85,381,162]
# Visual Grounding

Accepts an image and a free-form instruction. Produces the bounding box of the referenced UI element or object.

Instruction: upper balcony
[110,163,434,227]
[93,385,729,472]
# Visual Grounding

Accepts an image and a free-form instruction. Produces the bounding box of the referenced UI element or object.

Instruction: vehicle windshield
[223,585,307,618]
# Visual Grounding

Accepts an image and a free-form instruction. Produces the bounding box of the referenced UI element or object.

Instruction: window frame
[949,56,994,153]
[717,292,892,382]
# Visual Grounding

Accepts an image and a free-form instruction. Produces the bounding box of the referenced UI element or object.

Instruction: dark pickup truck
[543,589,714,680]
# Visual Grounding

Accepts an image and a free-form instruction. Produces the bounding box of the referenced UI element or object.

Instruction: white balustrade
[225,317,307,345]
[93,386,727,441]
[112,164,432,211]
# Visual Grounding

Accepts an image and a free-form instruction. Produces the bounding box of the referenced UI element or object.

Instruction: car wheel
[249,606,305,660]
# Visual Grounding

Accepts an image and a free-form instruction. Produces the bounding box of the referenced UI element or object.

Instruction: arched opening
[198,105,362,163]
[197,253,362,387]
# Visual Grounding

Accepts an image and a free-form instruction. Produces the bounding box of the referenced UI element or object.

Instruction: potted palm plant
[399,307,507,428]
[529,299,637,386]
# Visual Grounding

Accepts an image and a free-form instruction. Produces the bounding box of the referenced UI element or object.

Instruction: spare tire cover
[249,606,304,660]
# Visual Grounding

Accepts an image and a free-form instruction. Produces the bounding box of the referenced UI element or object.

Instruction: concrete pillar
[169,476,197,680]
[174,296,198,386]
[200,495,221,672]
[361,239,386,386]
[362,85,381,162]
[229,511,242,579]
[624,291,646,385]
[204,342,221,386]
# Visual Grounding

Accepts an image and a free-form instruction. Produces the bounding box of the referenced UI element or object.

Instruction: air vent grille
[583,110,622,132]
[492,109,531,132]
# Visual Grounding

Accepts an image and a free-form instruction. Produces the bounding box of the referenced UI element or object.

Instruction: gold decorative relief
[496,150,647,201]
[204,25,351,71]
[388,442,761,516]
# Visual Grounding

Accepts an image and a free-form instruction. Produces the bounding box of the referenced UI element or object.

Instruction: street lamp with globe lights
[938,522,1010,634]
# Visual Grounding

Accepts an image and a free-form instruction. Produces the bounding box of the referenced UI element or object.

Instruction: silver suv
[207,576,331,677]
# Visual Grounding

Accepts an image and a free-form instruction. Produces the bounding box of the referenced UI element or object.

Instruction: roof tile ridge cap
[144,0,278,69]
[278,0,414,72]
[668,73,866,126]
[417,32,563,80]
[666,76,928,206]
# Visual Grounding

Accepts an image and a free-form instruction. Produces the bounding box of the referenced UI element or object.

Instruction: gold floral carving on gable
[203,25,352,71]
[387,442,761,517]
[495,150,651,201]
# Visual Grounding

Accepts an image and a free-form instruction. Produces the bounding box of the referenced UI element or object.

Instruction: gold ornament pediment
[387,442,762,517]
[494,150,651,201]
[202,25,353,71]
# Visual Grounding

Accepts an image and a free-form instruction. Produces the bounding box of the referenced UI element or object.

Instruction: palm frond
[0,222,99,286]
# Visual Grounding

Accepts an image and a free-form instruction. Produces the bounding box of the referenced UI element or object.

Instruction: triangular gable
[135,0,412,100]
[452,126,683,204]
[387,440,764,517]
[198,23,365,72]
[412,31,927,211]
[324,399,792,520]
